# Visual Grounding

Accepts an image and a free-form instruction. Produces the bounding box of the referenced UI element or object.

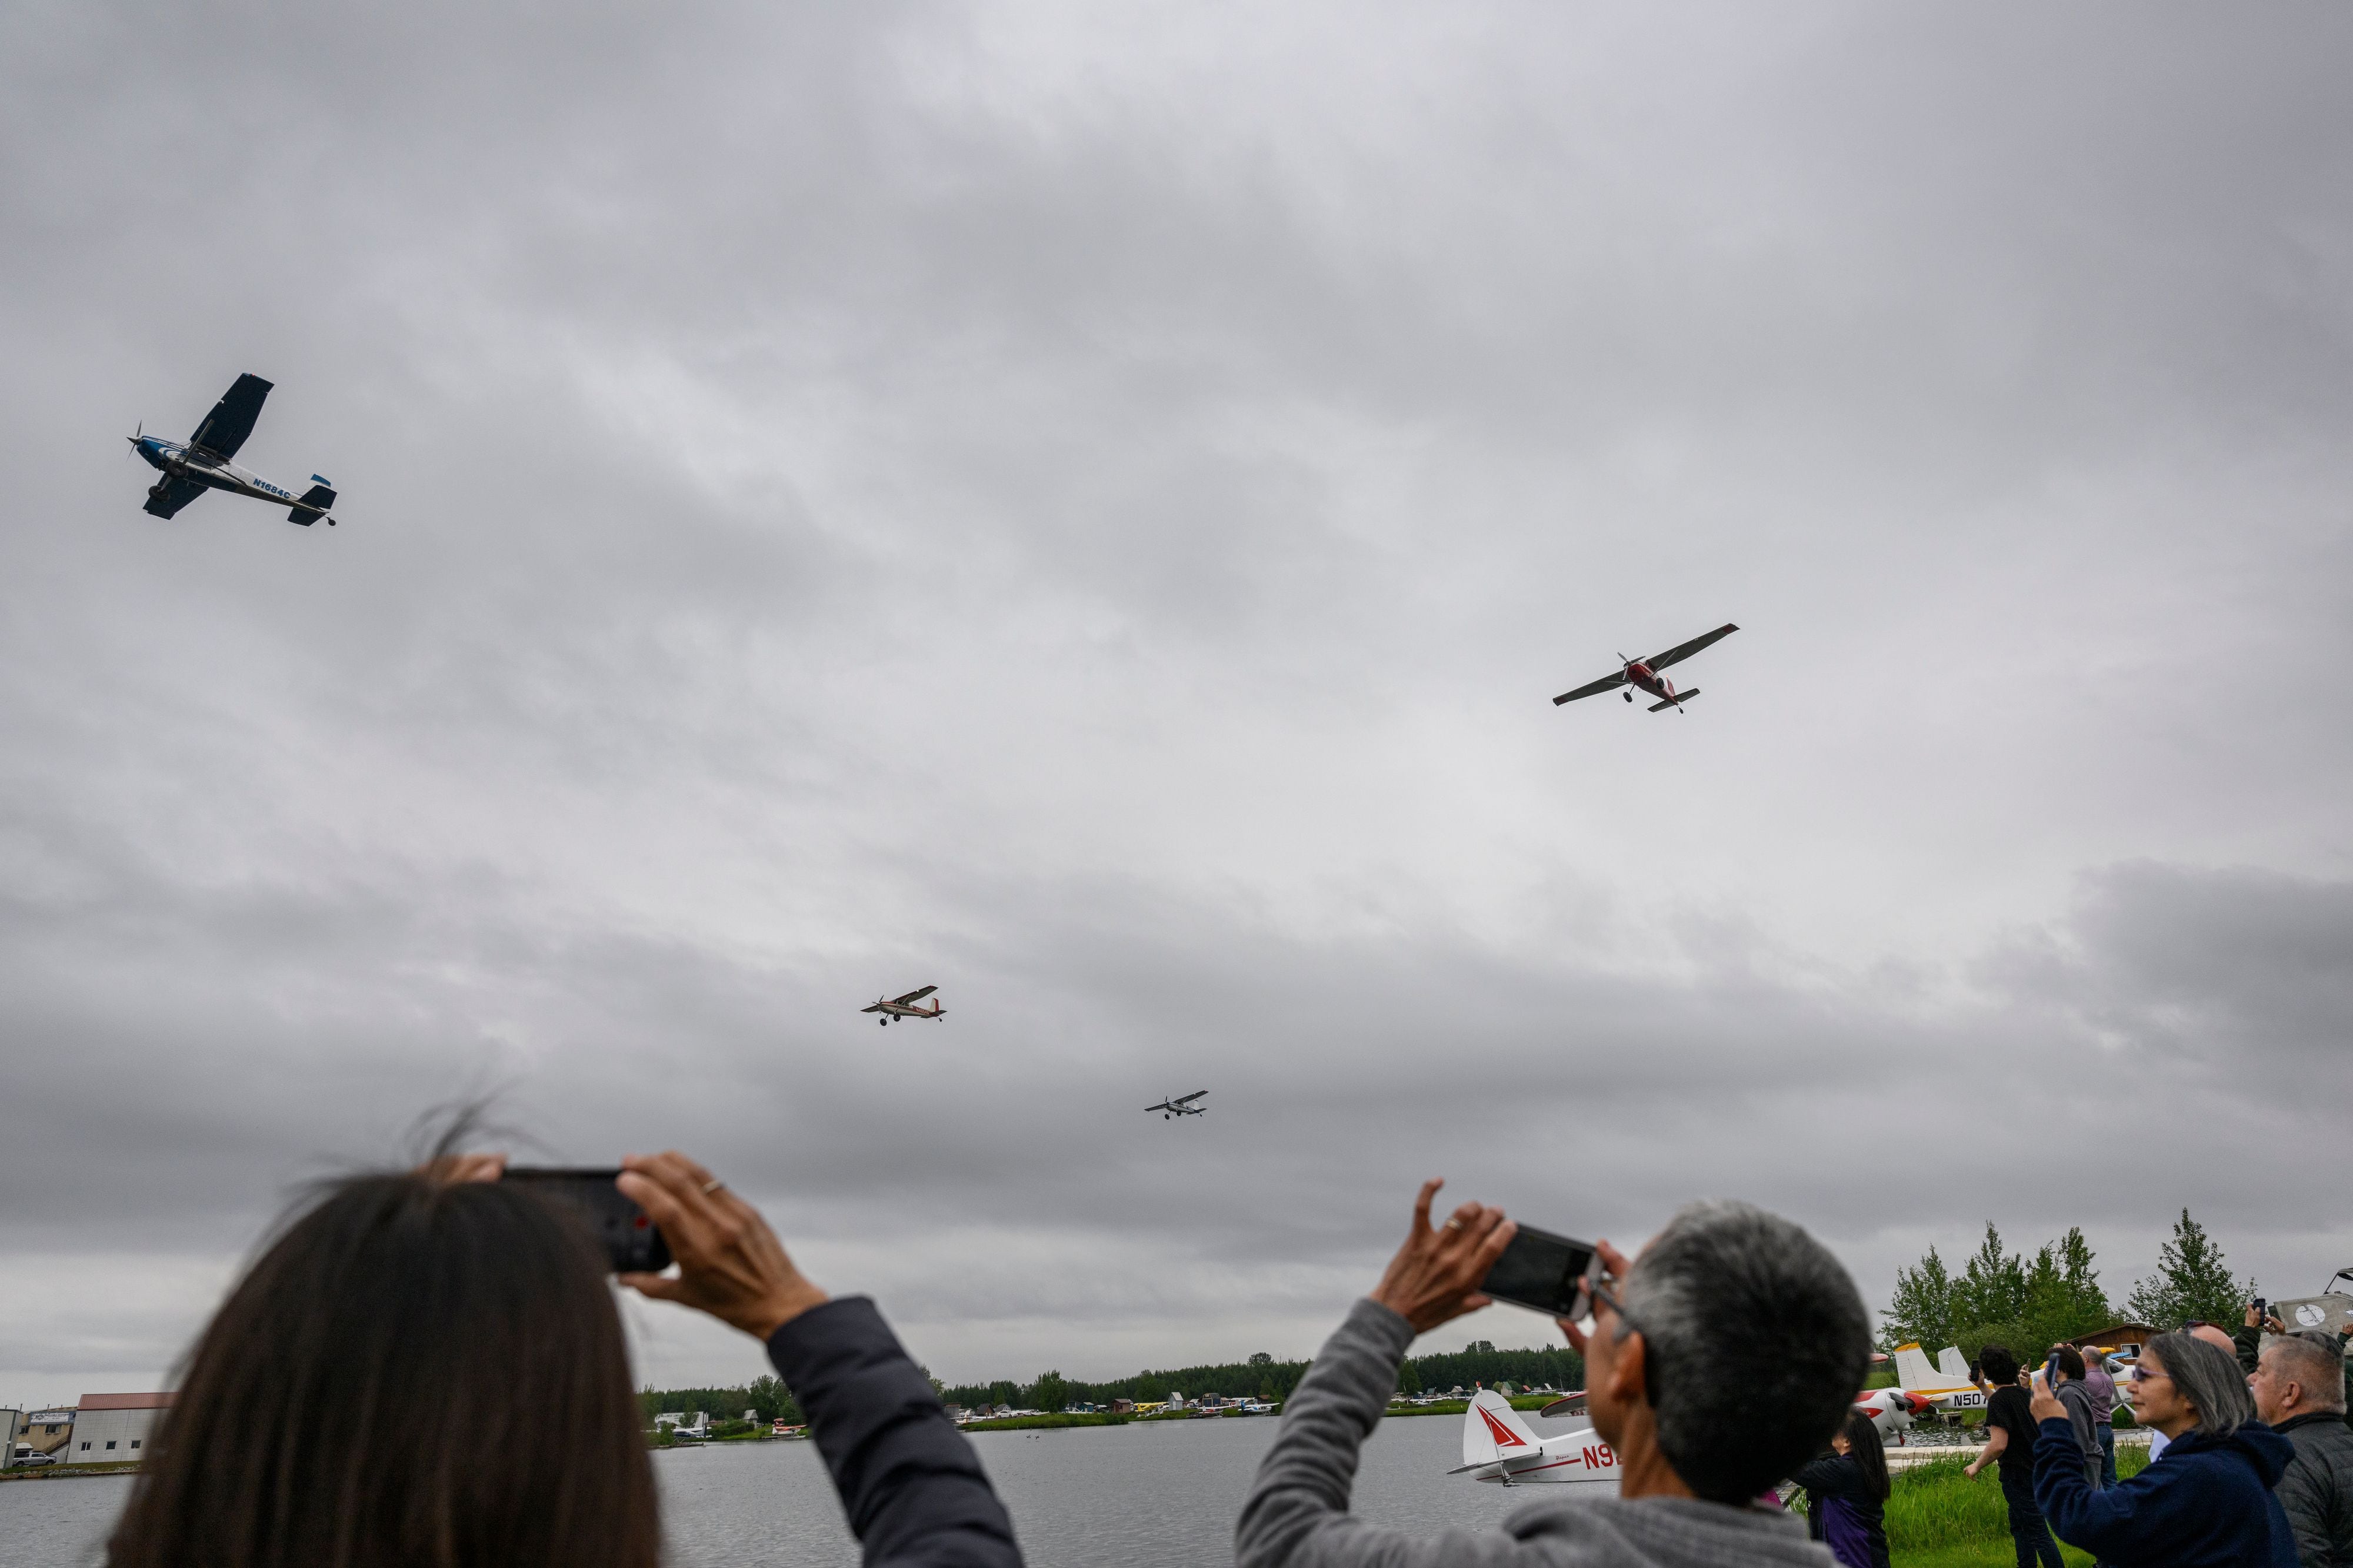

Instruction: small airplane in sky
[1552,623,1739,713]
[1147,1091,1207,1120]
[862,986,944,1025]
[1451,1389,1617,1488]
[129,373,338,525]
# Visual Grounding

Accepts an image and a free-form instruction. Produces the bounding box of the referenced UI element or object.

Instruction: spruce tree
[1883,1245,1957,1350]
[2125,1210,2255,1329]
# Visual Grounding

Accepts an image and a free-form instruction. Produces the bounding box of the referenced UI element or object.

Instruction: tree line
[1880,1207,2255,1362]
[936,1339,1586,1414]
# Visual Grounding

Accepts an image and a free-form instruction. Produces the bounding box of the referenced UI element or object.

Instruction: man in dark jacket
[2250,1331,2353,1568]
[2241,1306,2353,1436]
[2046,1347,2104,1487]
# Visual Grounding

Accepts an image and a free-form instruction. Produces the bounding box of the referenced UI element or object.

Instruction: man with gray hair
[2249,1331,2353,1568]
[1236,1181,1871,1568]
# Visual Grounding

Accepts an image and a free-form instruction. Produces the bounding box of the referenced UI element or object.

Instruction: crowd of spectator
[93,1139,2352,1568]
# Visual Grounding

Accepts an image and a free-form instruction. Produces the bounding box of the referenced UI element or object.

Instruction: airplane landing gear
[1622,690,1632,702]
[879,1017,888,1026]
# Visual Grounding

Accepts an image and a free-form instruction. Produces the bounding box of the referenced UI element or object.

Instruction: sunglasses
[2126,1365,2171,1384]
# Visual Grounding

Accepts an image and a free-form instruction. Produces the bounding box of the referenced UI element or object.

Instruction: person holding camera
[2043,1346,2105,1487]
[1235,1181,1871,1568]
[2032,1329,2295,1568]
[2241,1302,2353,1437]
[1791,1409,1892,1568]
[106,1143,1022,1568]
[2247,1330,2353,1568]
[1964,1346,2064,1568]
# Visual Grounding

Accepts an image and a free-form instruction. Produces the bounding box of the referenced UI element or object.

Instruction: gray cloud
[2,1,2348,1402]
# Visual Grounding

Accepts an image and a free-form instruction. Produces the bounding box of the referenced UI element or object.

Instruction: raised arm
[619,1152,1019,1568]
[1237,1180,1522,1568]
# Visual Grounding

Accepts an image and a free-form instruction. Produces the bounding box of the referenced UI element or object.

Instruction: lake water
[0,1411,1579,1566]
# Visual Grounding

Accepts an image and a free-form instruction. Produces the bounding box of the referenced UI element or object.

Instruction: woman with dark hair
[107,1145,1019,1568]
[1792,1408,1891,1568]
[1966,1344,2062,1568]
[2032,1329,2296,1568]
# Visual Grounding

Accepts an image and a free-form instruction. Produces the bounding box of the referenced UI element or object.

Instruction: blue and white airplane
[129,373,337,525]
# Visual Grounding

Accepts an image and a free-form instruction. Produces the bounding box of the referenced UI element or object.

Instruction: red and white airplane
[862,985,944,1025]
[1854,1343,1988,1441]
[1552,624,1739,713]
[1450,1389,1619,1489]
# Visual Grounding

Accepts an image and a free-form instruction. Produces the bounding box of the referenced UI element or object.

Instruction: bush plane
[1450,1389,1617,1488]
[129,373,338,526]
[1147,1091,1207,1120]
[863,986,944,1025]
[1552,623,1738,713]
[1855,1343,1988,1442]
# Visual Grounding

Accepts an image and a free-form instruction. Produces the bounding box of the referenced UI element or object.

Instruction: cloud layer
[2,1,2348,1403]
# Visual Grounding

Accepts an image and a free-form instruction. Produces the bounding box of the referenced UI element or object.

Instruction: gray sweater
[1236,1299,1836,1568]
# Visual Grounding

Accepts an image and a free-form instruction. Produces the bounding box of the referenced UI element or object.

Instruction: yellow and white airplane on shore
[1852,1343,1987,1440]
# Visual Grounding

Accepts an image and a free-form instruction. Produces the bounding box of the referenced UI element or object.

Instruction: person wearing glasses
[2031,1329,2296,1568]
[1236,1181,1871,1568]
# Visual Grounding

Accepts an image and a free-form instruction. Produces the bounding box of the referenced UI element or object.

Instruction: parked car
[15,1452,57,1468]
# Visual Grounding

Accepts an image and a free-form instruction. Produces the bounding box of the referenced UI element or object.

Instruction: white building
[67,1393,173,1463]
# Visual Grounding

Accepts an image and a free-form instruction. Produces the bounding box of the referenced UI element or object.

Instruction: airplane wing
[142,475,211,519]
[1538,1392,1588,1418]
[889,985,937,1006]
[187,373,273,461]
[1642,623,1739,672]
[1551,670,1628,706]
[1172,1090,1207,1105]
[1145,1100,1175,1112]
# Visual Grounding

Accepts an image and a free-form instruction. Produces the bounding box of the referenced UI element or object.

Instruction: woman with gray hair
[2031,1329,2296,1567]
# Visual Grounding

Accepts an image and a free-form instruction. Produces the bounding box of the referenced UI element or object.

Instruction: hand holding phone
[1368,1179,1515,1333]
[1479,1226,1599,1319]
[503,1167,672,1275]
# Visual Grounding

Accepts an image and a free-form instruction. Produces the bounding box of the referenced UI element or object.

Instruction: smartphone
[1478,1225,1597,1318]
[504,1167,672,1275]
[2251,1297,2268,1320]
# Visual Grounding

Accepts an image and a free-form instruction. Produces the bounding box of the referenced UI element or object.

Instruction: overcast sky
[3,2,2349,1409]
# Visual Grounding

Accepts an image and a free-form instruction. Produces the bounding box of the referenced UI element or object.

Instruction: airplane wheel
[878,1018,887,1026]
[1622,691,1632,702]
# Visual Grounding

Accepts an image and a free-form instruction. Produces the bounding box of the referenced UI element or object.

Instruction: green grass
[1870,1446,2148,1566]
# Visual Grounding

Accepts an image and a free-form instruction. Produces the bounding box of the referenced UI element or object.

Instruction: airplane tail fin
[1934,1347,1972,1382]
[289,479,335,526]
[1462,1389,1540,1467]
[1647,689,1697,712]
[1891,1343,1939,1390]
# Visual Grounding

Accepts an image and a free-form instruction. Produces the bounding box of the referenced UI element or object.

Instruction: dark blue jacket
[767,1296,1023,1567]
[2033,1416,2297,1568]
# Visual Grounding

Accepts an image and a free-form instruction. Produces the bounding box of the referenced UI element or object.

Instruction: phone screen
[1479,1225,1596,1318]
[504,1167,672,1275]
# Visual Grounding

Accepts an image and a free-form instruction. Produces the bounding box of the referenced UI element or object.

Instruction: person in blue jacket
[2032,1328,2296,1568]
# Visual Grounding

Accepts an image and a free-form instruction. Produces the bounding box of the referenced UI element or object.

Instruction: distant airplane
[862,986,944,1025]
[130,374,338,525]
[1451,1389,1617,1488]
[1552,623,1738,713]
[1146,1091,1207,1120]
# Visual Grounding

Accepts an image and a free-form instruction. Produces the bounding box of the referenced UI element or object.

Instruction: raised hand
[1370,1179,1515,1334]
[617,1151,829,1340]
